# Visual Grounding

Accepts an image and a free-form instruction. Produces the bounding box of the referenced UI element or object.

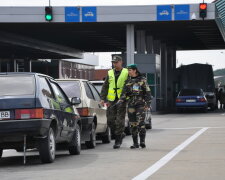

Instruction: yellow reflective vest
[107,68,128,101]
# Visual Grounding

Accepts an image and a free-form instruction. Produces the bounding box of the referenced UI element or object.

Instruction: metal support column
[126,24,135,65]
[167,48,174,110]
[146,36,154,54]
[136,30,146,54]
[160,43,167,110]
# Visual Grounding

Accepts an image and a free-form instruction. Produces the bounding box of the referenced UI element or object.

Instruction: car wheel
[211,105,215,111]
[0,149,3,158]
[203,108,208,113]
[69,125,81,155]
[39,127,56,163]
[102,127,111,144]
[85,122,96,149]
[124,122,131,135]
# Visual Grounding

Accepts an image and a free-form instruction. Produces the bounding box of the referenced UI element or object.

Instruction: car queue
[0,71,153,164]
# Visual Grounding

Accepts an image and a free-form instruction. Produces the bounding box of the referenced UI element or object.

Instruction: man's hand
[100,100,105,106]
[116,100,123,106]
[144,105,150,111]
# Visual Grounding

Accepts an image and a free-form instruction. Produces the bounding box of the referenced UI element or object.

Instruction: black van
[0,73,81,163]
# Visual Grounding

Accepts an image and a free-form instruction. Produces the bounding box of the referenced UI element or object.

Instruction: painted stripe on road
[155,127,204,130]
[132,127,208,180]
[155,127,225,130]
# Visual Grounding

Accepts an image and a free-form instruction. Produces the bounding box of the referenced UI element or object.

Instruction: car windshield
[179,89,203,96]
[0,75,35,96]
[57,81,81,98]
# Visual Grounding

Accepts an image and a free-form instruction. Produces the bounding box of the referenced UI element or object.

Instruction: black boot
[120,132,126,144]
[130,135,139,149]
[113,135,121,149]
[139,134,146,148]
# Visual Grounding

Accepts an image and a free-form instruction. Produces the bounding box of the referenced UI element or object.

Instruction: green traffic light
[45,14,52,21]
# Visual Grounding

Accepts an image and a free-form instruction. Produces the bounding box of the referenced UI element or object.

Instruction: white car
[57,79,111,149]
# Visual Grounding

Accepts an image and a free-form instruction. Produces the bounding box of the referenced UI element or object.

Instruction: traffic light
[199,3,207,19]
[45,6,53,21]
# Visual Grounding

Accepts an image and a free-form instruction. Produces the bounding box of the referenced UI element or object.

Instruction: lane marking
[154,127,204,130]
[132,127,208,180]
[154,126,225,130]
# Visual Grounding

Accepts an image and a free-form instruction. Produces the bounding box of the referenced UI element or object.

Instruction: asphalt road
[1,110,225,180]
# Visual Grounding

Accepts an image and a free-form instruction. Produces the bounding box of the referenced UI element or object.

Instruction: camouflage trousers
[107,100,126,136]
[127,103,146,137]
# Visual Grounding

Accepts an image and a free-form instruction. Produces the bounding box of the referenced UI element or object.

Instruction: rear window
[92,83,103,93]
[0,75,35,96]
[57,81,81,98]
[179,89,203,96]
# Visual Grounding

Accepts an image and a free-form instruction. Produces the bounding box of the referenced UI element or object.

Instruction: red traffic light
[200,3,207,10]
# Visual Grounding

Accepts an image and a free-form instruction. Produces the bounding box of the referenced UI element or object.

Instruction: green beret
[127,64,137,69]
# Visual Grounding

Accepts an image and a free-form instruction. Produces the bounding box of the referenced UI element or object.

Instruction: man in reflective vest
[100,55,128,149]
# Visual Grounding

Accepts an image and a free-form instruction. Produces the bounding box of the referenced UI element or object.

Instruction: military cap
[111,55,122,62]
[127,64,138,69]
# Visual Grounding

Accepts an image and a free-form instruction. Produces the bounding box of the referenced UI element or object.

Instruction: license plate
[0,111,10,119]
[186,99,196,102]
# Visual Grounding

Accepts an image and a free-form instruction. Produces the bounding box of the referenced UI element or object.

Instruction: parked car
[57,79,111,149]
[90,80,104,94]
[0,73,81,163]
[91,80,152,134]
[176,88,208,112]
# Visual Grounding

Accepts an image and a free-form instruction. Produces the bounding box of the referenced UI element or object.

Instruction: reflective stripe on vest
[107,68,128,101]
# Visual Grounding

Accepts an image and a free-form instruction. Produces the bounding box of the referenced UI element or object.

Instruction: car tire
[69,125,81,155]
[125,122,131,135]
[102,127,111,144]
[39,127,56,163]
[211,105,215,111]
[0,149,3,158]
[85,122,96,149]
[203,108,208,113]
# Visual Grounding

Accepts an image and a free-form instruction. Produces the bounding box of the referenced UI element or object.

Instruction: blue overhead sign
[175,5,190,20]
[82,7,97,22]
[157,5,172,21]
[65,7,80,22]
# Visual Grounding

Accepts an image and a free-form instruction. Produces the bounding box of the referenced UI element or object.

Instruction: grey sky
[0,0,224,70]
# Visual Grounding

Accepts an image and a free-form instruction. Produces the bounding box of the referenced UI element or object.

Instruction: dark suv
[0,73,81,163]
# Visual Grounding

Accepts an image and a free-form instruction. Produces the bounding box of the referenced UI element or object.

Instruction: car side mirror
[71,97,81,105]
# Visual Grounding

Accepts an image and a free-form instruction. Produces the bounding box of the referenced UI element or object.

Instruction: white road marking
[132,127,209,180]
[154,126,225,130]
[154,127,204,130]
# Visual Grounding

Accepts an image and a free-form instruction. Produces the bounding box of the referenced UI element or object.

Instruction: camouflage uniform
[120,74,151,148]
[100,70,127,136]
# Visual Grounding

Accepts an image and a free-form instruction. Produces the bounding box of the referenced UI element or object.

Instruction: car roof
[90,80,104,83]
[56,78,88,82]
[0,72,53,79]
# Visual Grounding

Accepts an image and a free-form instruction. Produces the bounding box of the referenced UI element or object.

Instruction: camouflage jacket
[120,74,152,107]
